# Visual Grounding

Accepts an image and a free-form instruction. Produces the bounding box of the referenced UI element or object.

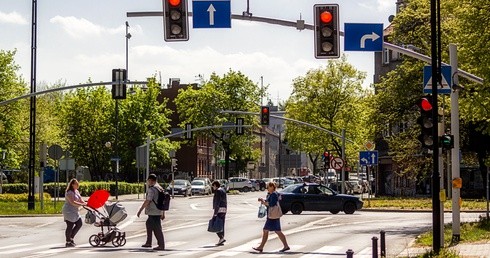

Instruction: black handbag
[207,216,224,233]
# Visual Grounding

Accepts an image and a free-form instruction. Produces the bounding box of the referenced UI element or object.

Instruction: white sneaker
[217,238,226,245]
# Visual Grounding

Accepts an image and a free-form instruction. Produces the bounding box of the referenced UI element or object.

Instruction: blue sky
[0,0,396,102]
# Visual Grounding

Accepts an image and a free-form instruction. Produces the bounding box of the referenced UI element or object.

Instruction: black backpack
[152,187,170,211]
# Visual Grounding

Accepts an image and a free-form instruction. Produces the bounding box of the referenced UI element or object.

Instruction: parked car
[167,179,192,197]
[250,179,266,191]
[228,177,253,192]
[191,179,211,195]
[193,177,212,186]
[279,183,363,215]
[346,181,363,194]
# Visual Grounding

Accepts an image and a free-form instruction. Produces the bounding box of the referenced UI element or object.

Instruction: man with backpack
[137,174,166,251]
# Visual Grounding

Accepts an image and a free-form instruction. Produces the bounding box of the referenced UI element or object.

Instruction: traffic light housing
[171,158,178,172]
[314,4,340,59]
[416,96,434,149]
[440,134,454,150]
[322,151,331,169]
[260,106,270,126]
[163,0,189,42]
[112,69,127,99]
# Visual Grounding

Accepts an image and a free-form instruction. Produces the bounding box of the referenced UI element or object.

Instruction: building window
[383,48,390,65]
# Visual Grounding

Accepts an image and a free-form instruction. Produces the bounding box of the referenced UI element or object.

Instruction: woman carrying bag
[253,182,290,253]
[210,181,227,246]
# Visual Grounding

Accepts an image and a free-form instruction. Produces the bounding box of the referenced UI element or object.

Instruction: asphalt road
[0,191,484,258]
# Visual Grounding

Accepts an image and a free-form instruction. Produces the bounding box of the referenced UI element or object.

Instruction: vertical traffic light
[322,151,331,169]
[417,96,434,149]
[440,134,454,150]
[112,69,127,99]
[260,106,270,126]
[314,4,340,59]
[163,0,189,42]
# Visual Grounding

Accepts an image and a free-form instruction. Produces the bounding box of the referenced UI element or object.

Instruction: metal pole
[28,0,38,211]
[486,166,489,221]
[380,230,386,258]
[125,21,129,79]
[341,129,346,194]
[146,136,150,192]
[372,236,379,258]
[430,0,442,252]
[449,43,461,242]
[115,99,119,200]
[346,249,354,258]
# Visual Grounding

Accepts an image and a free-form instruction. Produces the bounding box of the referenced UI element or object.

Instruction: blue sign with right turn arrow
[359,151,378,166]
[344,23,384,52]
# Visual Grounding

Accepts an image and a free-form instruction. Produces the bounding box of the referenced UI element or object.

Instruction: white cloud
[0,11,28,25]
[49,16,143,39]
[377,0,393,11]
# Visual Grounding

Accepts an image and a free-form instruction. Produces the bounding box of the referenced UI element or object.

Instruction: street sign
[192,0,231,28]
[330,157,344,170]
[344,23,383,52]
[359,151,378,166]
[48,145,63,160]
[364,141,375,151]
[423,65,452,94]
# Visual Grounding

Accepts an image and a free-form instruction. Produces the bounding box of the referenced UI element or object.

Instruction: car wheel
[281,208,289,214]
[184,191,188,197]
[330,210,340,214]
[290,203,303,215]
[343,202,356,214]
[260,187,265,191]
[242,186,250,192]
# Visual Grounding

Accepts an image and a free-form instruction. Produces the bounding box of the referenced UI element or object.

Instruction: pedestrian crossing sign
[423,65,452,94]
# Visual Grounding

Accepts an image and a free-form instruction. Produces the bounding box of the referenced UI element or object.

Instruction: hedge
[0,182,145,197]
[0,192,52,202]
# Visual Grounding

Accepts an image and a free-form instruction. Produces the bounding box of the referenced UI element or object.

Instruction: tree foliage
[174,70,264,177]
[285,56,370,173]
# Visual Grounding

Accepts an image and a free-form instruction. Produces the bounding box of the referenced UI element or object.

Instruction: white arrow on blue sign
[192,0,231,28]
[344,23,384,52]
[359,151,378,166]
[423,65,452,94]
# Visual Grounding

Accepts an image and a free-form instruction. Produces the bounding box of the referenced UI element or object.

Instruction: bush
[1,182,144,197]
[0,192,52,202]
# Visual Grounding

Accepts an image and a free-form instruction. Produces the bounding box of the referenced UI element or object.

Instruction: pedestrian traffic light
[171,158,178,172]
[260,106,270,126]
[416,96,434,149]
[314,4,340,59]
[440,134,454,150]
[163,0,189,42]
[112,69,127,99]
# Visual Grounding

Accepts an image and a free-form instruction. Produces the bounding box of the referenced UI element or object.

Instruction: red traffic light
[420,98,432,112]
[262,107,269,114]
[320,11,333,23]
[169,0,181,6]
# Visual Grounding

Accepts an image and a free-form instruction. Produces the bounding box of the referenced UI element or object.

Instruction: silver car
[191,180,211,195]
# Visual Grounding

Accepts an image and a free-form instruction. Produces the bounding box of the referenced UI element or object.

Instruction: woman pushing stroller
[62,178,87,247]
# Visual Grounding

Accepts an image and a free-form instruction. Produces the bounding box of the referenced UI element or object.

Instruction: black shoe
[153,246,165,251]
[65,242,75,248]
[141,244,152,248]
[216,238,226,246]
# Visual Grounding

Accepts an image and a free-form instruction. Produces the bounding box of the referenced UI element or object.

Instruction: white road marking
[0,243,31,250]
[0,244,59,254]
[300,245,346,258]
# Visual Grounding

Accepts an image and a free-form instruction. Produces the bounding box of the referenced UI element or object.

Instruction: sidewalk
[397,240,490,258]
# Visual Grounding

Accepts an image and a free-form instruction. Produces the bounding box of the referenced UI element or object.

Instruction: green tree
[0,50,28,170]
[174,70,264,178]
[285,56,369,174]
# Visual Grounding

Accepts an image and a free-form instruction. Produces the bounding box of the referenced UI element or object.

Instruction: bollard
[372,236,379,258]
[380,230,386,258]
[346,249,354,258]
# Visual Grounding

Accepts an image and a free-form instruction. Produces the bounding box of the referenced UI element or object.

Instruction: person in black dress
[253,182,290,253]
[212,180,227,245]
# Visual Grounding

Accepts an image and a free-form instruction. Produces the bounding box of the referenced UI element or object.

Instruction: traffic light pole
[449,43,461,242]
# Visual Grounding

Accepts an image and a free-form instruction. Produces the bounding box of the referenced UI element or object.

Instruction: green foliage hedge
[0,192,52,202]
[1,182,144,197]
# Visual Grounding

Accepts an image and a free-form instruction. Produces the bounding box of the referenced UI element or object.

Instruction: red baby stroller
[84,190,127,247]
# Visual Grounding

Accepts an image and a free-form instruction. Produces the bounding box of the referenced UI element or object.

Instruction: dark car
[279,183,363,215]
[167,179,192,197]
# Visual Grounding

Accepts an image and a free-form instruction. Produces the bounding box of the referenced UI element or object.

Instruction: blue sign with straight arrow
[192,0,231,28]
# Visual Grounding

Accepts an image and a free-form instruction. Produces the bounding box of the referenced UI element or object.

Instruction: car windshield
[281,184,299,193]
[192,181,204,185]
[174,180,185,185]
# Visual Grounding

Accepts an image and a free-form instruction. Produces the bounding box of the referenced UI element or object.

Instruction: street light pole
[125,21,131,80]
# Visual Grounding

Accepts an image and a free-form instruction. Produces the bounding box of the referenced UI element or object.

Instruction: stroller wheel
[89,234,101,247]
[113,236,126,247]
